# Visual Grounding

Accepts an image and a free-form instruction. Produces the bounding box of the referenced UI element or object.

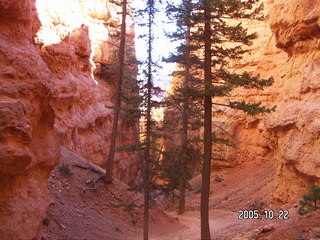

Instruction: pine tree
[164,0,204,215]
[104,0,129,183]
[201,1,213,238]
[298,185,320,215]
[198,1,274,238]
[136,0,162,239]
[165,0,275,239]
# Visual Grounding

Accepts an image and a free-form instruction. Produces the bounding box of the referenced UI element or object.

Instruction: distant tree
[164,0,203,214]
[105,0,129,183]
[142,0,153,236]
[298,185,320,215]
[136,0,162,239]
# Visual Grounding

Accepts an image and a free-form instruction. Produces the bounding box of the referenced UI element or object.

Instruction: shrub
[58,163,73,177]
[42,217,50,226]
[298,184,320,215]
[249,201,268,212]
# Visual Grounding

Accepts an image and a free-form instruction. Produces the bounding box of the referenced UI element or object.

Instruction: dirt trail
[152,159,319,240]
[41,148,320,240]
[154,209,238,240]
[151,159,277,240]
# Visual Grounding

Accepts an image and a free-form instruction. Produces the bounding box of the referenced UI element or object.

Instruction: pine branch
[229,101,276,115]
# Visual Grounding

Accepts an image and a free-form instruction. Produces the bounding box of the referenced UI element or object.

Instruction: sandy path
[152,209,239,240]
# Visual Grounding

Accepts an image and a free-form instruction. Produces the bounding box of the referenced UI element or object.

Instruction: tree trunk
[178,176,186,214]
[143,97,151,240]
[143,58,152,240]
[201,0,212,239]
[143,1,153,238]
[178,0,192,215]
[178,102,187,214]
[104,0,127,183]
[130,120,144,169]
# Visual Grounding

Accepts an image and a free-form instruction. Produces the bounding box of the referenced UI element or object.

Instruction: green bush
[42,217,50,226]
[249,201,268,212]
[58,163,73,177]
[298,185,320,215]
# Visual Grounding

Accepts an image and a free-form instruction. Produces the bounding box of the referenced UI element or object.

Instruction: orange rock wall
[0,0,138,239]
[213,0,320,203]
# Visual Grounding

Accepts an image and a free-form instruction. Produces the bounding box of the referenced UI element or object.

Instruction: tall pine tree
[165,0,275,239]
[105,0,129,183]
[143,0,153,234]
[198,1,274,238]
[201,1,213,238]
[136,0,162,239]
[164,0,205,215]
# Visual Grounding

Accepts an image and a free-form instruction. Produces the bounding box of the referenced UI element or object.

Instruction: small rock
[214,174,225,182]
[254,224,275,235]
[131,216,137,225]
[313,227,320,238]
[75,209,83,216]
[260,224,275,233]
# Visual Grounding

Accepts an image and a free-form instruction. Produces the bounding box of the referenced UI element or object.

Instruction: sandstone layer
[0,0,138,239]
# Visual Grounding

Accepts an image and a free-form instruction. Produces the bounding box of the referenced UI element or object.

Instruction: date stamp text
[238,210,289,220]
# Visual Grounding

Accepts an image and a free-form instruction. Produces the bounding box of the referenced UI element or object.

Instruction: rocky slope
[42,149,320,240]
[0,0,138,239]
[212,0,320,204]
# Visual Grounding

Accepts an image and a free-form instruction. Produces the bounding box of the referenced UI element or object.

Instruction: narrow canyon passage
[1,0,320,239]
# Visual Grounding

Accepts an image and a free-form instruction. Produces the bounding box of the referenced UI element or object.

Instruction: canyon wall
[0,0,138,239]
[213,0,320,203]
[164,0,320,204]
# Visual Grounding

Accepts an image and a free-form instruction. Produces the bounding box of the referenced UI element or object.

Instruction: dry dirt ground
[41,148,320,240]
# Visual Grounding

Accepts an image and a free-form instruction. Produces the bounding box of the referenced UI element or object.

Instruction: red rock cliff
[0,0,138,239]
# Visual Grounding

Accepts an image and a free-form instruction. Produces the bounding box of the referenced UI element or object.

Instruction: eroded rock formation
[0,0,138,239]
[213,0,320,203]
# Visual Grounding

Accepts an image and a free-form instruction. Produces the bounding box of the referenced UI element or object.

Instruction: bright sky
[134,0,181,93]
